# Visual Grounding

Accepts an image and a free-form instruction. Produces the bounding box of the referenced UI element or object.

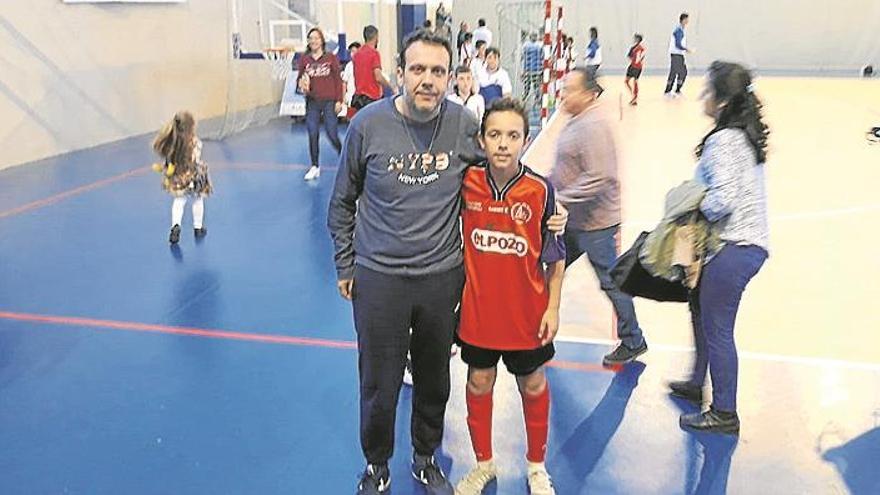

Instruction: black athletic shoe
[668,380,703,404]
[357,464,390,494]
[194,227,208,238]
[412,454,453,495]
[169,224,181,244]
[603,341,648,366]
[680,407,740,435]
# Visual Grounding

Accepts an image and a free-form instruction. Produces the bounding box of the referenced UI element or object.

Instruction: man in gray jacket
[329,29,472,495]
[550,67,647,367]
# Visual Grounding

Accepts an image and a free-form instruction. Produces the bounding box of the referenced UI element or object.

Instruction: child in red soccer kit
[625,34,646,106]
[454,97,566,495]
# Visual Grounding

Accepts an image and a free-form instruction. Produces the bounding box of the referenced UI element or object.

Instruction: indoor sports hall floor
[0,76,878,494]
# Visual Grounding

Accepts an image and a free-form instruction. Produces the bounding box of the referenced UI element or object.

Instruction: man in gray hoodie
[329,29,565,495]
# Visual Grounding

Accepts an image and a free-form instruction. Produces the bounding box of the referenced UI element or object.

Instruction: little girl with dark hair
[152,111,212,244]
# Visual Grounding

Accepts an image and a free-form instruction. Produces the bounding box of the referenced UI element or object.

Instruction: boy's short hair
[455,65,472,76]
[481,97,530,138]
[680,13,690,22]
[363,25,379,41]
[485,47,501,58]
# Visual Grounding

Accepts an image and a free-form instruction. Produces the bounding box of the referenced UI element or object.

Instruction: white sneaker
[455,461,497,495]
[304,166,320,181]
[403,357,413,387]
[527,465,556,495]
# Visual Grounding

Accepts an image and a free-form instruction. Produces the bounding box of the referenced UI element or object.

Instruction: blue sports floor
[0,119,878,494]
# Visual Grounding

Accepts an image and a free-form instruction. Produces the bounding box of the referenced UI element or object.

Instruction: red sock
[466,389,493,461]
[522,383,550,463]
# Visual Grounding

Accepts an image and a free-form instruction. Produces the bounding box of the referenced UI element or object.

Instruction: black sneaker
[169,224,181,244]
[680,407,740,435]
[668,380,703,404]
[603,341,648,366]
[412,454,453,494]
[357,464,390,494]
[194,227,208,238]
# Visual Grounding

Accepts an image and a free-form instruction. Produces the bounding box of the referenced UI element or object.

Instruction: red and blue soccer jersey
[458,163,566,351]
[628,44,646,69]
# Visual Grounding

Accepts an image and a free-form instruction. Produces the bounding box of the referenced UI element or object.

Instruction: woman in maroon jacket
[297,27,344,181]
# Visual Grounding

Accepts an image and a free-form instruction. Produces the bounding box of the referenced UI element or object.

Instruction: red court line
[0,166,150,220]
[211,162,340,172]
[0,311,357,349]
[0,162,340,220]
[548,360,618,373]
[0,311,613,373]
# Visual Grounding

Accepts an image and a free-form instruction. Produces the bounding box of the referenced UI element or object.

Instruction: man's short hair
[478,19,486,27]
[680,13,690,23]
[363,25,379,41]
[570,66,600,93]
[485,47,501,58]
[398,28,453,70]
[475,40,487,50]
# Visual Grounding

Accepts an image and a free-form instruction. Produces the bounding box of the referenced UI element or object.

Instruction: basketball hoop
[264,47,294,81]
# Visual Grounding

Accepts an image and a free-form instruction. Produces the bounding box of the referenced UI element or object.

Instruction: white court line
[555,335,880,372]
[623,203,880,231]
[770,204,880,221]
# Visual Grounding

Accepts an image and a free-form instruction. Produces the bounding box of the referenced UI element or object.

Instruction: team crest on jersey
[510,202,533,224]
[471,229,528,257]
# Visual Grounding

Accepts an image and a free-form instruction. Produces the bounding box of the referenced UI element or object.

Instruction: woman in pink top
[297,27,343,181]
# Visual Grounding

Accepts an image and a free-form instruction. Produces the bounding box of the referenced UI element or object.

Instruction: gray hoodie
[328,98,482,279]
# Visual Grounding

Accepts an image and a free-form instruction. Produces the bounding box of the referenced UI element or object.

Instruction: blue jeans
[305,98,342,168]
[689,244,767,412]
[565,225,645,349]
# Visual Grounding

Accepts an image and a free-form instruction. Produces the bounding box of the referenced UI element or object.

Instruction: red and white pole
[540,0,552,127]
[554,6,564,102]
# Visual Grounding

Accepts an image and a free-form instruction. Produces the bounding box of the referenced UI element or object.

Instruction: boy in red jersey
[454,97,565,495]
[625,33,646,106]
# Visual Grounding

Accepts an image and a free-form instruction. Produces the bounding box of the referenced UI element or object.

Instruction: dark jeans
[565,225,645,349]
[522,71,542,104]
[688,244,767,412]
[305,97,341,168]
[665,54,688,93]
[352,264,465,464]
[586,64,604,95]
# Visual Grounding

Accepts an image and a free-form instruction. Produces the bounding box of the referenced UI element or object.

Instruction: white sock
[171,197,186,227]
[192,196,205,229]
[527,461,546,474]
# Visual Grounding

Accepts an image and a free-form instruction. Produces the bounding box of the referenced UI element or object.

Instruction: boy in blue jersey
[665,13,694,97]
[584,27,604,97]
